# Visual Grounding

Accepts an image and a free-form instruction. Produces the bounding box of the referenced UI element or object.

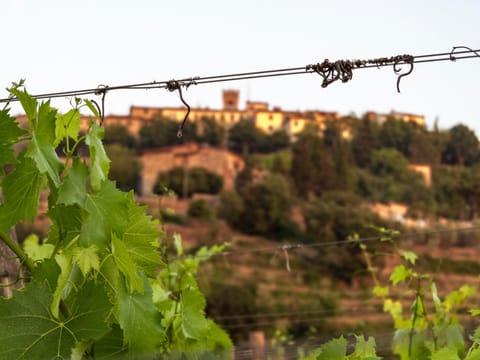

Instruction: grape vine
[0,82,232,359]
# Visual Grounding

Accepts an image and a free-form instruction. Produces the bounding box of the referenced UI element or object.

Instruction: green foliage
[303,335,380,360]
[350,116,379,168]
[153,166,223,198]
[301,191,392,282]
[227,119,262,155]
[106,144,142,193]
[359,230,478,360]
[227,172,298,239]
[0,277,111,360]
[0,85,231,359]
[291,129,335,198]
[0,108,27,174]
[378,117,416,157]
[434,166,480,220]
[218,190,245,228]
[442,124,479,166]
[356,149,435,213]
[139,117,197,149]
[104,123,137,148]
[197,116,226,147]
[187,199,214,220]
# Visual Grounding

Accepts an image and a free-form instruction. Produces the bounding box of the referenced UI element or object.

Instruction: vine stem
[408,278,421,358]
[0,231,35,273]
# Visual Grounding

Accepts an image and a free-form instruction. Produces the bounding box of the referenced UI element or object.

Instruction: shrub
[153,166,223,197]
[187,199,214,220]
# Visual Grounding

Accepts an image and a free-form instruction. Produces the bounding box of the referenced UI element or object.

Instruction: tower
[222,90,239,111]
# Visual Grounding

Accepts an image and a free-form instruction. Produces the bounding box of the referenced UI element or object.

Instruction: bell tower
[223,90,239,111]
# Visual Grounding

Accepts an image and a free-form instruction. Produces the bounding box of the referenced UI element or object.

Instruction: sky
[2,0,480,135]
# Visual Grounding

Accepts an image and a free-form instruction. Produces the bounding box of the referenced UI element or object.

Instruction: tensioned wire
[0,46,478,102]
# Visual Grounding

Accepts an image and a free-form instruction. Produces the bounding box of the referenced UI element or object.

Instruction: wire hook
[450,46,480,61]
[92,84,108,125]
[166,80,191,138]
[393,55,414,93]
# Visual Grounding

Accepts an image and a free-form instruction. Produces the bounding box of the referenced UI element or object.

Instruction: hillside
[150,198,480,347]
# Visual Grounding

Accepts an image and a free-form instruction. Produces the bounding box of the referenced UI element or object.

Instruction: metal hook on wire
[450,46,480,61]
[92,84,109,125]
[166,79,192,138]
[393,55,414,93]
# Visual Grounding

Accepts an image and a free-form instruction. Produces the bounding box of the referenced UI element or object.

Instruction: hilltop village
[15,90,440,229]
[109,90,428,224]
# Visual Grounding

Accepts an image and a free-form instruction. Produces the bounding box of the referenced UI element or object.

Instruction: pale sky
[2,1,480,134]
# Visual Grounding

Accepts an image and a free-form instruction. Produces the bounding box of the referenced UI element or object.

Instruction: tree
[104,124,137,148]
[370,148,410,179]
[290,129,334,198]
[408,130,441,165]
[153,166,223,198]
[350,116,379,168]
[364,148,434,211]
[197,116,225,147]
[218,190,245,228]
[139,117,197,149]
[441,124,479,166]
[106,144,142,193]
[434,166,480,220]
[257,129,290,153]
[378,117,417,157]
[240,173,296,238]
[302,191,394,283]
[227,119,262,156]
[323,121,355,191]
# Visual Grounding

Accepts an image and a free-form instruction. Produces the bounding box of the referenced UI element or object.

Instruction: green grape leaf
[204,319,233,351]
[51,251,74,319]
[180,286,210,340]
[101,258,164,356]
[9,88,37,126]
[0,155,45,232]
[383,299,403,321]
[0,280,110,360]
[435,324,464,352]
[389,264,412,285]
[0,109,26,173]
[430,347,461,360]
[32,258,60,291]
[350,335,379,359]
[112,234,143,293]
[372,285,389,297]
[47,204,82,247]
[174,232,183,256]
[26,101,63,187]
[57,157,88,205]
[80,180,129,249]
[72,245,100,277]
[118,283,164,357]
[93,324,128,359]
[401,250,418,265]
[123,198,164,277]
[466,347,480,360]
[431,282,442,308]
[85,123,110,191]
[23,234,54,261]
[316,336,347,360]
[55,108,81,146]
